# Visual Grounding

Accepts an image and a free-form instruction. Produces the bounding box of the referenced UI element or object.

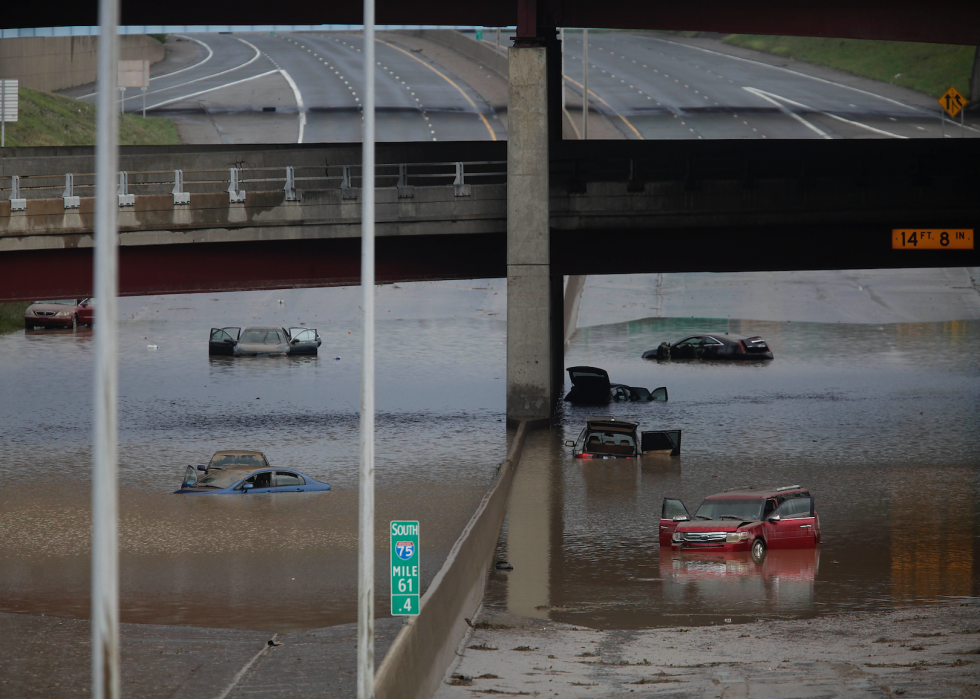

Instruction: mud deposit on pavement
[437,603,980,699]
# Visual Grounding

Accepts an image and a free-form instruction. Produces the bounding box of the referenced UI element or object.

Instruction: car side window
[662,498,689,520]
[211,329,232,342]
[276,471,306,487]
[772,497,813,519]
[676,337,700,347]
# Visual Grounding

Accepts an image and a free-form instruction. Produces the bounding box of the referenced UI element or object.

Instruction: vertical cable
[92,0,120,696]
[358,2,376,698]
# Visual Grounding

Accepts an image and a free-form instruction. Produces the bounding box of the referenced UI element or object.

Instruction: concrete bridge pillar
[507,44,562,427]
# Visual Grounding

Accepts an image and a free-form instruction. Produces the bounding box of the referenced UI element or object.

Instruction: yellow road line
[378,40,498,141]
[564,76,644,140]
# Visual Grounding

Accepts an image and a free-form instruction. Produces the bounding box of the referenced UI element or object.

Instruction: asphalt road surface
[556,31,979,140]
[65,32,504,144]
[63,30,976,144]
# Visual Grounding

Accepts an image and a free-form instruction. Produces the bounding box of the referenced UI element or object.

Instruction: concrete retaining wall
[0,35,166,92]
[398,30,508,79]
[374,421,529,699]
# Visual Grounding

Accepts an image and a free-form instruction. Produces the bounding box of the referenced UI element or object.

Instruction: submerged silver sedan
[209,326,322,356]
[233,326,290,356]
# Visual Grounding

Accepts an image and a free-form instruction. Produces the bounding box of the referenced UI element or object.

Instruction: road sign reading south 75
[939,86,968,118]
[390,520,420,616]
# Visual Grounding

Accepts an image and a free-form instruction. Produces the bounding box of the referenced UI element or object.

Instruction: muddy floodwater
[1,278,978,633]
[489,316,980,628]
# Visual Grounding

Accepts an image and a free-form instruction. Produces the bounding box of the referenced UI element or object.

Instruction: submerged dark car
[643,334,773,361]
[209,326,322,356]
[564,417,681,459]
[564,366,667,405]
[175,449,331,494]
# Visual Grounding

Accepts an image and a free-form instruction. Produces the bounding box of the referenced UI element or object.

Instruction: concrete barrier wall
[375,421,529,699]
[0,36,166,92]
[397,30,508,79]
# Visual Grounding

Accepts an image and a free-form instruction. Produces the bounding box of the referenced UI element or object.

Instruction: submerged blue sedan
[175,450,331,494]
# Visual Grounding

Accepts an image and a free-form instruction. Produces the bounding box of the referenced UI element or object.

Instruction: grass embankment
[1,87,180,147]
[723,35,976,100]
[0,302,30,334]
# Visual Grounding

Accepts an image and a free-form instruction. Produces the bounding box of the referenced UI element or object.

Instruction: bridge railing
[0,161,507,208]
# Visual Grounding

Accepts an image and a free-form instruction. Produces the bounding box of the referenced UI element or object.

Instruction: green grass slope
[0,302,30,334]
[723,35,975,101]
[1,87,180,147]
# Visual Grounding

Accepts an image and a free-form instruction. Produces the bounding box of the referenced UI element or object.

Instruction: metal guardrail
[0,161,507,210]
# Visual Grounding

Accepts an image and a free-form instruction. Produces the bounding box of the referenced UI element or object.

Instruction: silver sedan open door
[208,327,240,356]
[287,327,321,355]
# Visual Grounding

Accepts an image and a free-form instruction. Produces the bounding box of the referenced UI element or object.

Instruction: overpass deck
[2,139,978,301]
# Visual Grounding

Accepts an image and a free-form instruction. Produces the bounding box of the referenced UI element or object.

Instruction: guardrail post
[63,173,80,209]
[8,175,26,211]
[117,171,134,206]
[172,170,190,205]
[284,165,301,201]
[227,167,246,203]
[397,163,414,198]
[453,161,471,197]
[341,165,358,200]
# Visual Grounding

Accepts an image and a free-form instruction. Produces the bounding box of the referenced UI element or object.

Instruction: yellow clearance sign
[938,86,968,118]
[892,229,974,250]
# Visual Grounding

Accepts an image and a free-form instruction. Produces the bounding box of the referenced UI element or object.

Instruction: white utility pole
[582,28,589,140]
[92,0,121,695]
[358,0,377,698]
[560,29,565,112]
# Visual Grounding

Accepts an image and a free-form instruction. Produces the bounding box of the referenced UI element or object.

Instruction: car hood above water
[234,342,288,354]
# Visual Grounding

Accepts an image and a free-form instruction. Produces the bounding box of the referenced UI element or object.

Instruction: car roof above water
[709,485,808,499]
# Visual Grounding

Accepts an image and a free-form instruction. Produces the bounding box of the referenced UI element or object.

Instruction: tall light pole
[582,28,589,140]
[357,0,377,698]
[560,28,565,113]
[92,0,121,694]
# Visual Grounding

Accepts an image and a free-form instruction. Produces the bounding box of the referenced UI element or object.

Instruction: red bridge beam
[0,234,506,303]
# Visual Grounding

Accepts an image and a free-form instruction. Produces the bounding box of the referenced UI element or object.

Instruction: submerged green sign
[390,520,420,616]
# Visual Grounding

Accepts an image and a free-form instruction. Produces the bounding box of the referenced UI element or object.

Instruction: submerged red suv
[660,485,820,561]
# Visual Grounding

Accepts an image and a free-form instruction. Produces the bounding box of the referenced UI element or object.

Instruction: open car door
[660,497,691,546]
[209,327,240,356]
[287,328,320,355]
[641,429,681,455]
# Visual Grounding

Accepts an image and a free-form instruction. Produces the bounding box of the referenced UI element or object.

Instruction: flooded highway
[490,315,980,627]
[1,275,978,632]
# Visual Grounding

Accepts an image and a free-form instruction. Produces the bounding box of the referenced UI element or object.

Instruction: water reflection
[488,317,979,627]
[659,549,819,614]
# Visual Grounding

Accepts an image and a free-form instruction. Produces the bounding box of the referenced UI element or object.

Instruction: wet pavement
[1,272,978,636]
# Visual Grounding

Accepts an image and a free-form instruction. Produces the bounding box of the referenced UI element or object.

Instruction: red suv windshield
[694,498,764,521]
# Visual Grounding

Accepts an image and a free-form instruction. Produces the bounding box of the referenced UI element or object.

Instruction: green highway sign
[390,520,420,616]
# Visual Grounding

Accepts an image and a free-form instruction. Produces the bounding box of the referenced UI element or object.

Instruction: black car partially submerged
[643,334,773,361]
[564,366,667,405]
